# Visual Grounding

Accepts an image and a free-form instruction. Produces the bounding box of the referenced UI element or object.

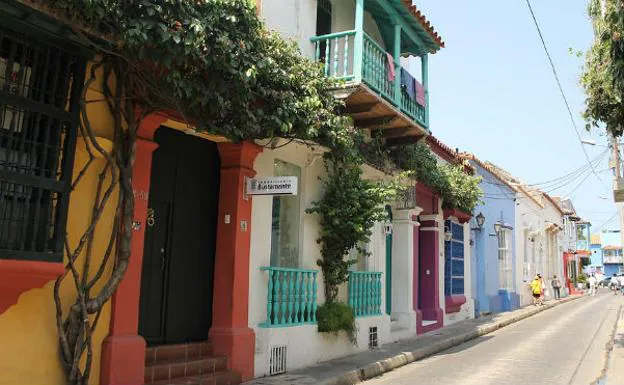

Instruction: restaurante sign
[246,176,298,196]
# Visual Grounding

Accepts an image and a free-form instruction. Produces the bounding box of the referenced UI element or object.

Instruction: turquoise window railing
[260,266,318,327]
[348,271,383,317]
[311,31,427,128]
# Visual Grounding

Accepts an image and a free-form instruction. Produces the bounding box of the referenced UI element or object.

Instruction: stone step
[144,356,228,384]
[145,371,241,385]
[145,342,214,365]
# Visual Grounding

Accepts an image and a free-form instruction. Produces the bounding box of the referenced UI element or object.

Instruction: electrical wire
[524,0,608,189]
[480,150,608,198]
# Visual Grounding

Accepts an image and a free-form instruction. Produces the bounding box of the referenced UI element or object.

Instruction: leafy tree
[582,0,624,136]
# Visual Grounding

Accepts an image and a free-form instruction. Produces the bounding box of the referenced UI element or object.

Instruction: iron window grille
[368,326,378,349]
[0,25,85,262]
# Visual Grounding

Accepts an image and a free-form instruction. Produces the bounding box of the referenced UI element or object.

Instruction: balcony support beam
[393,24,402,108]
[353,0,365,83]
[355,115,398,129]
[422,53,429,126]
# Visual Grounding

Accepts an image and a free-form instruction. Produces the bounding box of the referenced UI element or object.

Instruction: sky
[414,0,618,234]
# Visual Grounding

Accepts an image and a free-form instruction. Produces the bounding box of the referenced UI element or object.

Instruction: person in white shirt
[588,274,597,296]
[611,274,620,295]
[618,275,624,295]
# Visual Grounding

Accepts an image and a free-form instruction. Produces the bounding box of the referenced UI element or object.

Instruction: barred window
[0,26,85,262]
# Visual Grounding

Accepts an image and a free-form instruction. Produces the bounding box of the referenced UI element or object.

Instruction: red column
[100,113,166,385]
[209,142,263,381]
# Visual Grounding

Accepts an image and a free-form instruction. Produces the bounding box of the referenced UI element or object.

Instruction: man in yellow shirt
[530,274,543,306]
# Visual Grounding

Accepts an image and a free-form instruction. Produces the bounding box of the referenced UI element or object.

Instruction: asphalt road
[364,291,622,385]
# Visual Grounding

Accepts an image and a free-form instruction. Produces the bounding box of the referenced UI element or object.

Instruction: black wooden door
[138,127,220,346]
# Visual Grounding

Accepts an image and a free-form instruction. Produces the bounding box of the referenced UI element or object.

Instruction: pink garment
[386,52,396,82]
[415,80,426,107]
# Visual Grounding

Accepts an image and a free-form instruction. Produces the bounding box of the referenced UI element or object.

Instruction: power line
[524,0,607,189]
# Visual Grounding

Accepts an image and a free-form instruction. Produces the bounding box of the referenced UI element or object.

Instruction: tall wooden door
[138,127,220,346]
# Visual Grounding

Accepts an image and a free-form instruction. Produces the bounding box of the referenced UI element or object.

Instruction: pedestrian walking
[530,274,543,306]
[610,273,619,295]
[551,275,561,300]
[588,274,597,296]
[540,275,546,302]
[618,274,624,295]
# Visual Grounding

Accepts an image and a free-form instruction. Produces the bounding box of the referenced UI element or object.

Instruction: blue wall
[470,163,518,316]
[590,243,603,267]
[604,264,621,277]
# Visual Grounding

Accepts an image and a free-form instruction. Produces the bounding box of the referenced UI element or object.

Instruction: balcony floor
[335,83,428,145]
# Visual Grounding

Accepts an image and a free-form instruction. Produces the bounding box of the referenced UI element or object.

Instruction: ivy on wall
[30,0,485,372]
[388,142,483,213]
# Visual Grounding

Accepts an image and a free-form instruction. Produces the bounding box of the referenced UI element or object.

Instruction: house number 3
[146,208,156,227]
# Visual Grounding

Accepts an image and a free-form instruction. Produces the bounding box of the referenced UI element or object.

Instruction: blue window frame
[444,220,465,295]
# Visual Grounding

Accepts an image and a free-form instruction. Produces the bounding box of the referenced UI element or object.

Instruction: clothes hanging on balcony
[401,68,415,99]
[415,80,426,107]
[386,52,396,82]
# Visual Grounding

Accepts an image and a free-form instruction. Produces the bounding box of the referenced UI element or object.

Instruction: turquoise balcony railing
[348,271,383,317]
[311,30,356,81]
[311,31,428,128]
[260,266,318,327]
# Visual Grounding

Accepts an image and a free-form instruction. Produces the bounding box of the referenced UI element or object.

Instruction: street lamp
[444,226,453,241]
[471,212,485,230]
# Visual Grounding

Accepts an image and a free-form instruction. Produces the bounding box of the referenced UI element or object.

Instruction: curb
[327,295,583,385]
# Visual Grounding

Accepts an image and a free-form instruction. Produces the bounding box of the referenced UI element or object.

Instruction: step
[145,371,241,385]
[146,342,214,365]
[144,357,228,384]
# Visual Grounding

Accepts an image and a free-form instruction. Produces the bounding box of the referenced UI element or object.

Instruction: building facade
[462,154,519,316]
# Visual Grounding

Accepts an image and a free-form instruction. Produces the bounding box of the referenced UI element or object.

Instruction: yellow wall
[0,62,118,385]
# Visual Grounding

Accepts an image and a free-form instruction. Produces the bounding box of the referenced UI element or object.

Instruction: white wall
[261,0,387,63]
[248,142,392,377]
[259,0,319,58]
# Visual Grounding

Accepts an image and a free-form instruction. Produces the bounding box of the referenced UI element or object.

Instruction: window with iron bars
[0,25,85,262]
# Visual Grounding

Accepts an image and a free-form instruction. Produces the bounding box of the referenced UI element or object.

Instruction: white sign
[246,176,298,196]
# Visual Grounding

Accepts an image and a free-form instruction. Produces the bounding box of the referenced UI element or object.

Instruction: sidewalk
[606,302,624,385]
[245,295,583,385]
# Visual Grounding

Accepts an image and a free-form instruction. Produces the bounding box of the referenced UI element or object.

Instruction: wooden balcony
[311,30,429,144]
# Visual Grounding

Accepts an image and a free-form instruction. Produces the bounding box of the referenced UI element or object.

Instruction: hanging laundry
[415,80,426,107]
[401,68,416,99]
[386,52,395,82]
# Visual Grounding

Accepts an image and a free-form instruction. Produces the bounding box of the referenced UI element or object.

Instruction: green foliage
[46,0,357,149]
[317,302,356,344]
[388,142,483,213]
[439,164,483,213]
[577,272,588,283]
[307,154,399,303]
[582,0,624,136]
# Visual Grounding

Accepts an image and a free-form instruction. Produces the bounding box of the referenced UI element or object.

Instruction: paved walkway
[245,295,582,385]
[364,293,620,385]
[606,294,624,385]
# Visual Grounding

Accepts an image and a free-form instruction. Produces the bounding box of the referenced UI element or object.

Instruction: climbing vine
[582,0,624,137]
[307,151,400,304]
[388,142,483,213]
[28,0,361,383]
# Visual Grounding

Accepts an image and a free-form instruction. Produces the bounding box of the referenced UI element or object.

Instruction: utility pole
[610,134,624,252]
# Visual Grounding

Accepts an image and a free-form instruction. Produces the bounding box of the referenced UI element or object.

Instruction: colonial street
[364,292,621,385]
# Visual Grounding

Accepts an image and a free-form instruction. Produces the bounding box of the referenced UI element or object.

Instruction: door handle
[160,248,165,270]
